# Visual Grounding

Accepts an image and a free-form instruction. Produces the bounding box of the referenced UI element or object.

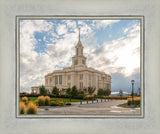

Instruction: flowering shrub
[22,97,28,104]
[50,101,57,106]
[127,97,140,106]
[45,96,50,106]
[38,96,45,106]
[20,102,25,114]
[100,96,130,99]
[103,96,107,99]
[84,95,94,100]
[50,99,65,106]
[34,100,39,106]
[57,99,65,106]
[26,102,37,114]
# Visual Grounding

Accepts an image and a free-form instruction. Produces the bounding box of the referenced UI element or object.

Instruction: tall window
[77,48,78,56]
[106,84,110,89]
[80,74,83,80]
[74,60,78,65]
[59,75,62,85]
[82,59,85,64]
[80,82,83,89]
[68,75,71,80]
[50,78,52,83]
[55,76,58,85]
[46,79,48,85]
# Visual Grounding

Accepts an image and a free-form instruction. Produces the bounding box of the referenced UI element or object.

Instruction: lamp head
[131,80,135,84]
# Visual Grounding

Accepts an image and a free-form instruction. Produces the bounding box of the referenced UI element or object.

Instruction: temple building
[31,28,111,95]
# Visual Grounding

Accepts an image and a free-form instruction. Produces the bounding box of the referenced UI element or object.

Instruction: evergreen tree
[97,88,104,96]
[39,85,47,95]
[71,85,78,98]
[104,89,111,96]
[66,88,71,96]
[52,86,59,96]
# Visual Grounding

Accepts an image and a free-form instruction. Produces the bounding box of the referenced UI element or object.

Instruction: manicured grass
[118,103,128,107]
[118,103,140,107]
[20,97,87,103]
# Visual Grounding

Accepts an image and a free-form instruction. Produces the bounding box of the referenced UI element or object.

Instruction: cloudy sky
[20,19,140,93]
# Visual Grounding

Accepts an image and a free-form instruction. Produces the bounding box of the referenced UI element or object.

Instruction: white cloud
[20,20,140,92]
[86,23,140,77]
[64,20,77,30]
[56,24,67,35]
[20,20,55,92]
[93,20,120,29]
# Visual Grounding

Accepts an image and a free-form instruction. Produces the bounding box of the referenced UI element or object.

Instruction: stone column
[62,74,65,86]
[84,71,88,88]
[71,72,76,88]
[53,76,55,86]
[93,72,98,94]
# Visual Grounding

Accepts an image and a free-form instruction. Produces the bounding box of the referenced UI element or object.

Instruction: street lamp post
[131,80,135,106]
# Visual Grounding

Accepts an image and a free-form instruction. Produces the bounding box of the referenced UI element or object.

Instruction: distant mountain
[111,91,130,96]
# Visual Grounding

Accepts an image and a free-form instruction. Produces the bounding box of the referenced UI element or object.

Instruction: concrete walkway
[37,100,140,115]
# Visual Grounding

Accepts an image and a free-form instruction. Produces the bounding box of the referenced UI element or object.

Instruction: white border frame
[16,16,144,118]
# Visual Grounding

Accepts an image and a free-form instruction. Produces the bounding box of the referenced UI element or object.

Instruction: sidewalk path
[37,99,140,115]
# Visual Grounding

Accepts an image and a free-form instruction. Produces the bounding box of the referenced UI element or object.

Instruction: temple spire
[79,27,80,41]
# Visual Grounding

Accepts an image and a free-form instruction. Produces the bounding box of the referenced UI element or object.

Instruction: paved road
[37,100,140,115]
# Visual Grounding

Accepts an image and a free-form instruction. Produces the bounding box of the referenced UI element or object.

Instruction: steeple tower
[72,28,87,66]
[75,27,83,56]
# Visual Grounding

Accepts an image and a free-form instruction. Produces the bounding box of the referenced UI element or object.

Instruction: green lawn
[118,103,140,107]
[20,97,87,103]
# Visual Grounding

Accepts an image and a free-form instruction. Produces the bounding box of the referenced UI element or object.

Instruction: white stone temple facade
[31,28,111,95]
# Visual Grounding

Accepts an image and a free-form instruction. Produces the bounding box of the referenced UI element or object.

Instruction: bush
[94,95,100,98]
[84,95,94,100]
[127,97,140,106]
[59,94,69,98]
[74,94,85,99]
[38,96,45,106]
[20,93,41,97]
[45,96,50,106]
[26,102,37,114]
[34,100,39,106]
[22,97,28,104]
[57,100,65,106]
[50,101,57,106]
[50,99,65,106]
[94,95,130,99]
[20,102,25,114]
